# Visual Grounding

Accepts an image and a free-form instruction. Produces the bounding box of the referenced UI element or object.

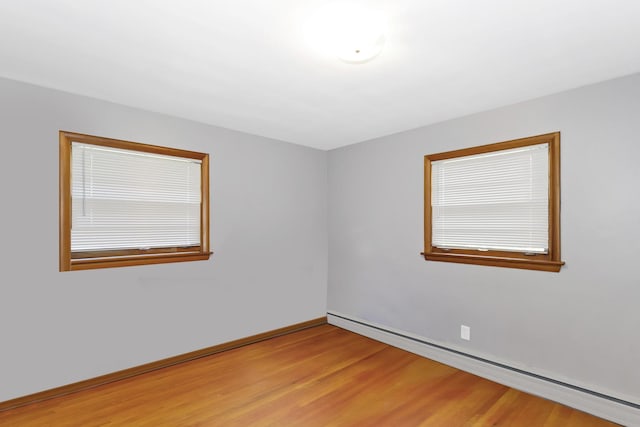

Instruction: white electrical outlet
[460,325,471,340]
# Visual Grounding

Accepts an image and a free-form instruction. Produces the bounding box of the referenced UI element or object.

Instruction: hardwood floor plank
[0,325,619,426]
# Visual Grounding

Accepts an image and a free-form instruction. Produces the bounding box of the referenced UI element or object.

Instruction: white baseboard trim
[328,311,640,426]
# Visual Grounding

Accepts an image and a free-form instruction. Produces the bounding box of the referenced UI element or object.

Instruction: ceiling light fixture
[305,4,388,64]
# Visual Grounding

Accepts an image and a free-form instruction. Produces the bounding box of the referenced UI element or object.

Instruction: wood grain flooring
[0,325,619,426]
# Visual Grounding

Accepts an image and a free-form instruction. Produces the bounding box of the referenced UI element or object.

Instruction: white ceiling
[1,0,640,150]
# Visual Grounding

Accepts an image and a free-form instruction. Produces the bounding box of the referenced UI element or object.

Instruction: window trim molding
[423,132,564,272]
[59,131,211,271]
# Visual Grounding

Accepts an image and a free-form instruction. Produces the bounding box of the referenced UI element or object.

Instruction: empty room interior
[1,1,639,426]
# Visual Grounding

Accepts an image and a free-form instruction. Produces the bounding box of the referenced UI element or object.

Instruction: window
[423,132,563,272]
[59,131,211,271]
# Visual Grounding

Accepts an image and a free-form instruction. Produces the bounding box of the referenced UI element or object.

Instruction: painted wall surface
[328,73,640,404]
[0,78,328,402]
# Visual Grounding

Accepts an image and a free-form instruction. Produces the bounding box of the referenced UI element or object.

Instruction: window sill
[65,252,213,271]
[422,252,564,272]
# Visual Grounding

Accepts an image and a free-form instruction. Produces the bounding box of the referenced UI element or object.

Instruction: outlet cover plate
[461,325,471,340]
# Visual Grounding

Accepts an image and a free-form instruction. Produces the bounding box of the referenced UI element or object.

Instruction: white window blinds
[431,143,549,254]
[71,142,202,253]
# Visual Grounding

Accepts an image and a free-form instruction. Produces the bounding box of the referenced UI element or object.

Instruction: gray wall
[0,78,328,402]
[328,73,640,404]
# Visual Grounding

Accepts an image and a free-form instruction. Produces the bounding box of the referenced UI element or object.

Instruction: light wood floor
[0,325,619,426]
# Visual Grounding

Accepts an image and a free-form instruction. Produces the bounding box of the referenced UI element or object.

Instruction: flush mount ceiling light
[305,4,388,64]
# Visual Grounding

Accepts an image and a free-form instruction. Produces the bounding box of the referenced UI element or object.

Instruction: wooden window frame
[59,131,212,271]
[423,132,564,272]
